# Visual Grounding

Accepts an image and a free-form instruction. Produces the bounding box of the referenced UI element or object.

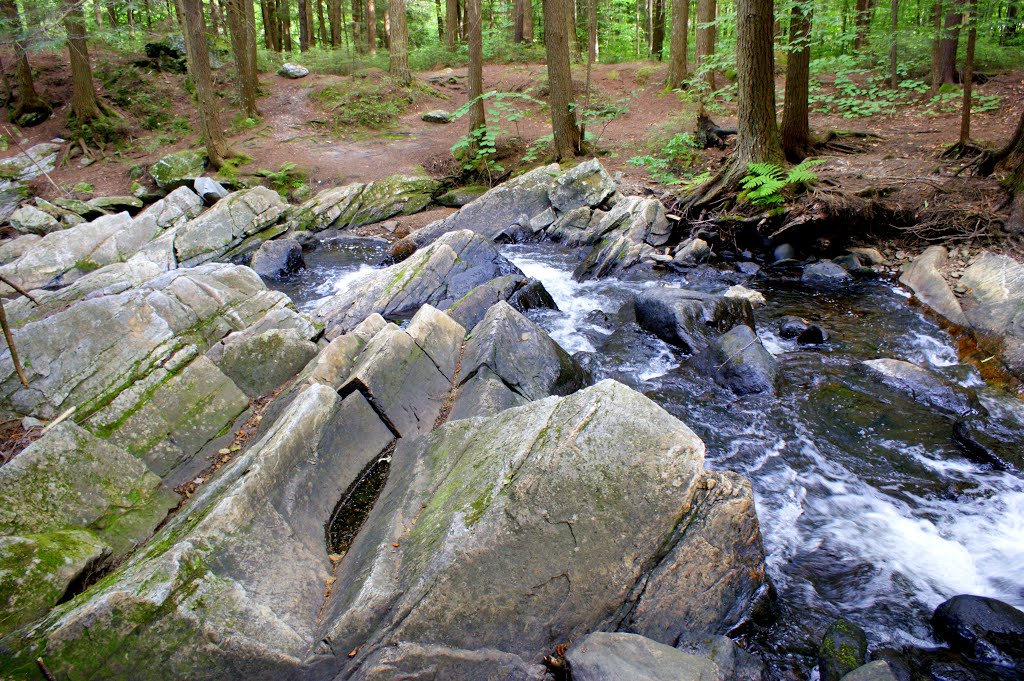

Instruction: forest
[0,0,1023,680]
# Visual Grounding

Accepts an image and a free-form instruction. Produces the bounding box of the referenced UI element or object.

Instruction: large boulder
[173,186,287,267]
[548,158,619,213]
[216,328,319,398]
[859,358,980,417]
[250,237,305,279]
[932,595,1024,669]
[802,261,853,286]
[959,252,1024,379]
[0,423,177,637]
[0,141,61,222]
[445,273,556,330]
[149,149,207,190]
[635,287,754,354]
[313,229,521,338]
[570,196,671,280]
[286,175,437,233]
[277,62,310,78]
[9,205,60,235]
[899,246,967,326]
[695,325,778,396]
[566,632,721,681]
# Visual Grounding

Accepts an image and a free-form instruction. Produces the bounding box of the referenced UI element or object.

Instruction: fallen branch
[41,406,77,436]
[0,299,28,387]
[0,275,39,305]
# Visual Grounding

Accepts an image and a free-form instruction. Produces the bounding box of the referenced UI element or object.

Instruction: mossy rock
[818,618,868,681]
[436,185,487,208]
[149,149,208,190]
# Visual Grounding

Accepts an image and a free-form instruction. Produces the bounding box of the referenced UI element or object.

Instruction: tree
[329,0,341,45]
[665,0,689,89]
[367,0,377,54]
[694,0,717,90]
[226,0,260,119]
[733,0,783,166]
[650,0,665,59]
[180,0,229,168]
[543,0,581,160]
[390,0,411,85]
[63,0,102,124]
[957,0,977,145]
[781,0,813,160]
[979,112,1024,234]
[445,0,458,49]
[1,0,51,126]
[299,0,314,50]
[889,0,899,88]
[466,0,485,143]
[936,3,963,86]
[514,0,525,42]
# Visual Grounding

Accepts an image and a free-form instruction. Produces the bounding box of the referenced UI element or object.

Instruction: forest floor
[6,48,1023,244]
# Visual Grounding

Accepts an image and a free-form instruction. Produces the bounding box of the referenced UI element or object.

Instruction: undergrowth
[310,76,427,130]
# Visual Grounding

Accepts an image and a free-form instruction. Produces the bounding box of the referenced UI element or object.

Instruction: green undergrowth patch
[311,76,428,131]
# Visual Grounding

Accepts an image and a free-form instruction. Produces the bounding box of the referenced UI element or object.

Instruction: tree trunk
[353,0,364,52]
[523,0,533,40]
[566,0,579,61]
[587,0,597,62]
[958,0,976,144]
[650,0,665,59]
[854,0,872,49]
[209,0,222,36]
[93,0,102,28]
[226,0,260,119]
[329,0,341,45]
[1001,1,1019,44]
[1001,113,1024,234]
[1,0,51,126]
[435,0,444,41]
[544,0,581,160]
[735,0,783,165]
[930,0,941,91]
[665,0,689,88]
[937,5,963,85]
[890,0,899,87]
[513,0,524,42]
[695,0,716,90]
[316,0,328,44]
[298,0,311,50]
[445,0,459,49]
[366,0,377,54]
[64,0,102,124]
[282,0,292,51]
[389,0,410,84]
[181,0,229,168]
[466,0,485,144]
[781,0,812,160]
[262,0,280,50]
[106,0,118,25]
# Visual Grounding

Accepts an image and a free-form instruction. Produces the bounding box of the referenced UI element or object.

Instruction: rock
[173,186,287,266]
[292,230,319,250]
[833,253,862,271]
[736,261,761,276]
[278,62,310,78]
[53,197,105,220]
[549,158,619,212]
[706,636,766,681]
[566,632,721,681]
[899,246,967,326]
[35,198,86,227]
[779,316,809,338]
[635,287,754,354]
[87,195,144,213]
[802,261,853,285]
[725,284,766,307]
[952,419,1024,471]
[696,325,778,395]
[436,185,487,207]
[959,252,1024,379]
[420,109,452,123]
[819,618,868,681]
[0,141,61,223]
[798,325,829,345]
[675,237,712,264]
[840,661,900,681]
[194,176,229,204]
[250,238,305,279]
[149,149,207,190]
[860,359,980,417]
[314,229,521,338]
[0,423,177,636]
[144,36,187,72]
[217,328,319,398]
[571,197,671,280]
[773,243,795,262]
[848,247,889,266]
[932,595,1024,668]
[9,205,60,235]
[287,175,438,233]
[0,234,40,265]
[445,274,556,330]
[455,301,588,409]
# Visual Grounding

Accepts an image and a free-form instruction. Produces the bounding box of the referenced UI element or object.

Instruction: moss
[74,258,102,273]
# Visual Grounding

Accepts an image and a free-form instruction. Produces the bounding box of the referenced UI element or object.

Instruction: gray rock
[173,186,287,266]
[932,594,1024,668]
[288,175,437,233]
[0,142,60,222]
[436,185,487,207]
[840,661,900,681]
[697,325,778,395]
[675,237,711,264]
[87,195,144,213]
[194,176,229,204]
[567,632,721,681]
[363,642,547,680]
[445,274,555,330]
[448,365,529,421]
[250,238,305,279]
[724,284,766,307]
[549,158,619,213]
[149,149,207,190]
[278,62,310,78]
[706,636,766,681]
[314,229,521,338]
[54,196,105,219]
[571,196,671,280]
[420,109,452,123]
[773,243,796,262]
[406,303,466,382]
[959,252,1024,379]
[779,316,809,338]
[0,234,40,265]
[848,247,888,266]
[635,287,754,354]
[802,260,853,285]
[217,328,319,398]
[819,618,868,681]
[860,358,980,417]
[9,205,60,235]
[899,246,967,326]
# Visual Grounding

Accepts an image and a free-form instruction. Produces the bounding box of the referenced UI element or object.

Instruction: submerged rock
[860,358,980,417]
[802,261,853,285]
[635,287,754,355]
[932,595,1024,669]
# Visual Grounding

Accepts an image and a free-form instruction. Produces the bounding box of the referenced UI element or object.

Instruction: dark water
[273,240,1024,675]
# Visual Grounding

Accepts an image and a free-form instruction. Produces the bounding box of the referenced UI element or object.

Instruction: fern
[740,159,823,206]
[785,159,824,185]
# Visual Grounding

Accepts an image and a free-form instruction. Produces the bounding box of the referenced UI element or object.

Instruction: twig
[0,298,27,387]
[36,658,56,681]
[41,406,76,436]
[0,125,66,196]
[0,275,39,305]
[715,335,760,369]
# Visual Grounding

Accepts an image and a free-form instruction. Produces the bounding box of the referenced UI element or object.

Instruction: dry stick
[41,406,77,436]
[0,299,28,387]
[0,275,39,305]
[36,658,56,681]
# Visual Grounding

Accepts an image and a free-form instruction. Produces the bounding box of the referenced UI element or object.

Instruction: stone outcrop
[287,175,438,233]
[172,186,287,266]
[959,252,1024,379]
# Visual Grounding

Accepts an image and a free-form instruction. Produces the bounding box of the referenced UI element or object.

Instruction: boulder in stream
[286,175,437,233]
[566,632,720,681]
[932,595,1024,669]
[818,618,868,681]
[959,252,1024,380]
[859,358,980,418]
[899,246,967,327]
[635,287,754,355]
[696,324,779,396]
[250,237,305,279]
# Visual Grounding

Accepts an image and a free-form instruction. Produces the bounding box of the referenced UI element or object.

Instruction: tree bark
[937,5,963,85]
[1,0,51,126]
[565,0,579,61]
[226,0,260,119]
[63,0,102,123]
[181,0,229,168]
[353,0,364,52]
[695,0,716,90]
[665,0,689,88]
[735,0,783,165]
[781,0,812,160]
[958,0,976,144]
[930,0,941,91]
[587,0,597,62]
[366,0,377,54]
[389,0,411,85]
[544,0,581,160]
[853,0,873,50]
[514,0,524,42]
[445,0,459,49]
[434,0,444,41]
[329,0,341,45]
[298,0,312,50]
[466,0,485,148]
[523,0,533,40]
[650,0,665,59]
[282,0,293,51]
[890,0,899,87]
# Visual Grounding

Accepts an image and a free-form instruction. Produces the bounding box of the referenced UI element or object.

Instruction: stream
[274,240,1024,677]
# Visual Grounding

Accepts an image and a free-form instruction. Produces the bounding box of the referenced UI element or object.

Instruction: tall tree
[781,0,813,160]
[544,0,581,160]
[466,0,485,148]
[523,0,533,40]
[390,0,411,85]
[958,0,977,145]
[180,0,229,167]
[1,0,51,126]
[853,0,874,49]
[936,3,963,85]
[735,0,783,165]
[445,0,459,49]
[665,0,689,88]
[889,0,899,87]
[226,0,260,119]
[329,0,341,45]
[650,0,665,58]
[298,0,313,50]
[694,0,717,90]
[514,0,525,42]
[367,0,377,53]
[586,0,597,62]
[979,112,1024,233]
[63,0,102,124]
[434,0,444,40]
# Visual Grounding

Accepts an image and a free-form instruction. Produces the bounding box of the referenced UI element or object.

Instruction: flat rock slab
[899,246,967,326]
[150,149,207,190]
[287,175,438,233]
[566,632,721,681]
[173,186,287,267]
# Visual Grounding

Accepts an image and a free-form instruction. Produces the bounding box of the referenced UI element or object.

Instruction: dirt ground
[4,48,1023,235]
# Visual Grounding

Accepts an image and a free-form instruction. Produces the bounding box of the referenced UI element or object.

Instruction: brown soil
[3,48,1021,237]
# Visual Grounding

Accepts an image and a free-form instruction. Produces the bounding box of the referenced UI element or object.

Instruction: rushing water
[274,238,1024,676]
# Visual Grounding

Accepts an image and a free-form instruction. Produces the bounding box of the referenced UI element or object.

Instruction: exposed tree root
[817,130,880,155]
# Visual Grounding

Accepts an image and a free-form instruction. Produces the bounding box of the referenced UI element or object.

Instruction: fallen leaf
[348,647,359,658]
